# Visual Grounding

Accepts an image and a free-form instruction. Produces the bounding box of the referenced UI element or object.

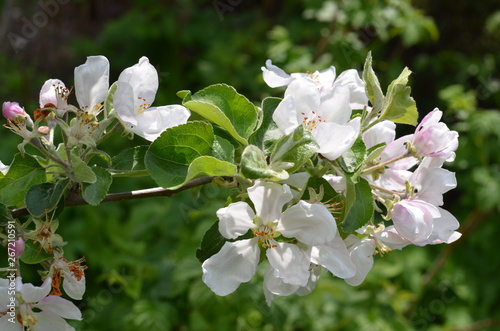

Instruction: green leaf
[110,145,149,176]
[145,121,214,189]
[20,239,53,264]
[212,136,235,163]
[176,89,191,100]
[340,137,367,174]
[184,156,236,187]
[71,154,97,183]
[249,97,283,151]
[270,125,319,174]
[240,145,288,180]
[196,220,227,263]
[25,180,69,217]
[0,203,13,222]
[0,154,46,207]
[342,177,374,232]
[183,84,258,145]
[380,67,418,126]
[363,52,385,112]
[83,167,113,206]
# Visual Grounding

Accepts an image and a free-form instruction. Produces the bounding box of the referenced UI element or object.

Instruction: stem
[10,176,234,219]
[361,150,410,175]
[30,138,72,174]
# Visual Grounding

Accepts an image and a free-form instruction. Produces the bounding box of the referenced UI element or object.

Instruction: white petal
[392,200,440,243]
[62,274,85,300]
[39,79,65,108]
[272,95,300,135]
[334,69,368,109]
[266,242,310,286]
[261,60,293,88]
[114,81,137,126]
[314,117,360,161]
[118,56,158,107]
[74,55,109,112]
[202,238,260,296]
[247,181,292,225]
[279,201,337,245]
[131,105,191,141]
[323,174,346,193]
[280,172,311,199]
[217,202,255,239]
[311,233,356,278]
[362,120,396,149]
[318,85,351,124]
[375,226,410,250]
[263,265,300,297]
[425,208,461,245]
[36,295,82,320]
[20,277,52,303]
[0,315,22,331]
[33,311,76,331]
[295,264,322,296]
[344,236,376,286]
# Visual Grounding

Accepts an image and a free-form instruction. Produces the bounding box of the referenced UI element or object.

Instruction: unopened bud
[38,126,51,135]
[15,237,25,258]
[2,101,25,120]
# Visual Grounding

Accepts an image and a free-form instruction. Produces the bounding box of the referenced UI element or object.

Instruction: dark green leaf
[249,97,283,151]
[83,166,113,206]
[145,121,214,189]
[340,137,367,173]
[196,220,227,263]
[342,177,374,232]
[20,239,53,264]
[25,180,69,217]
[183,84,258,145]
[0,154,46,207]
[212,136,235,163]
[110,145,149,176]
[240,145,288,180]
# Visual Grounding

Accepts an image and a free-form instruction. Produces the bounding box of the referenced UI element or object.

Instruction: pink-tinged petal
[118,57,158,107]
[318,85,351,124]
[131,105,191,141]
[279,201,337,245]
[36,295,82,320]
[411,161,456,206]
[261,60,293,88]
[0,315,23,331]
[311,233,356,279]
[2,101,25,120]
[417,207,461,245]
[266,242,310,287]
[217,201,256,239]
[114,81,137,126]
[247,181,292,225]
[362,120,396,149]
[20,277,52,303]
[62,275,85,301]
[334,69,368,110]
[391,200,440,243]
[344,236,376,286]
[74,55,109,113]
[39,79,65,108]
[202,238,260,296]
[33,311,76,331]
[314,117,360,161]
[375,225,410,250]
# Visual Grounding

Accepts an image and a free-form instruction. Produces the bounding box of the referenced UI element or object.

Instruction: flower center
[301,111,325,131]
[253,225,278,248]
[135,96,151,115]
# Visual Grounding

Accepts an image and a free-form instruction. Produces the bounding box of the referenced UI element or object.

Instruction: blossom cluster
[201,60,460,303]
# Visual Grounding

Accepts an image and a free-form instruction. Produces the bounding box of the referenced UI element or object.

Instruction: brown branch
[10,176,233,219]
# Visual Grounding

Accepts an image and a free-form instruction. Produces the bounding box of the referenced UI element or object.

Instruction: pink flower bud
[38,126,51,135]
[2,101,25,120]
[15,237,25,258]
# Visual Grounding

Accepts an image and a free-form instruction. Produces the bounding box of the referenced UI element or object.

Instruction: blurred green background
[1,0,500,330]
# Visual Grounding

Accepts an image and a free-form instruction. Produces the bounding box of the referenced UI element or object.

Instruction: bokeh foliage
[1,0,500,330]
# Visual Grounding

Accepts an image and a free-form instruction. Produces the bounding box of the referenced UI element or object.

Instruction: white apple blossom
[261,59,368,109]
[0,277,82,331]
[114,56,190,141]
[272,77,361,160]
[51,257,87,300]
[74,55,110,115]
[390,199,440,244]
[202,180,340,296]
[343,235,377,286]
